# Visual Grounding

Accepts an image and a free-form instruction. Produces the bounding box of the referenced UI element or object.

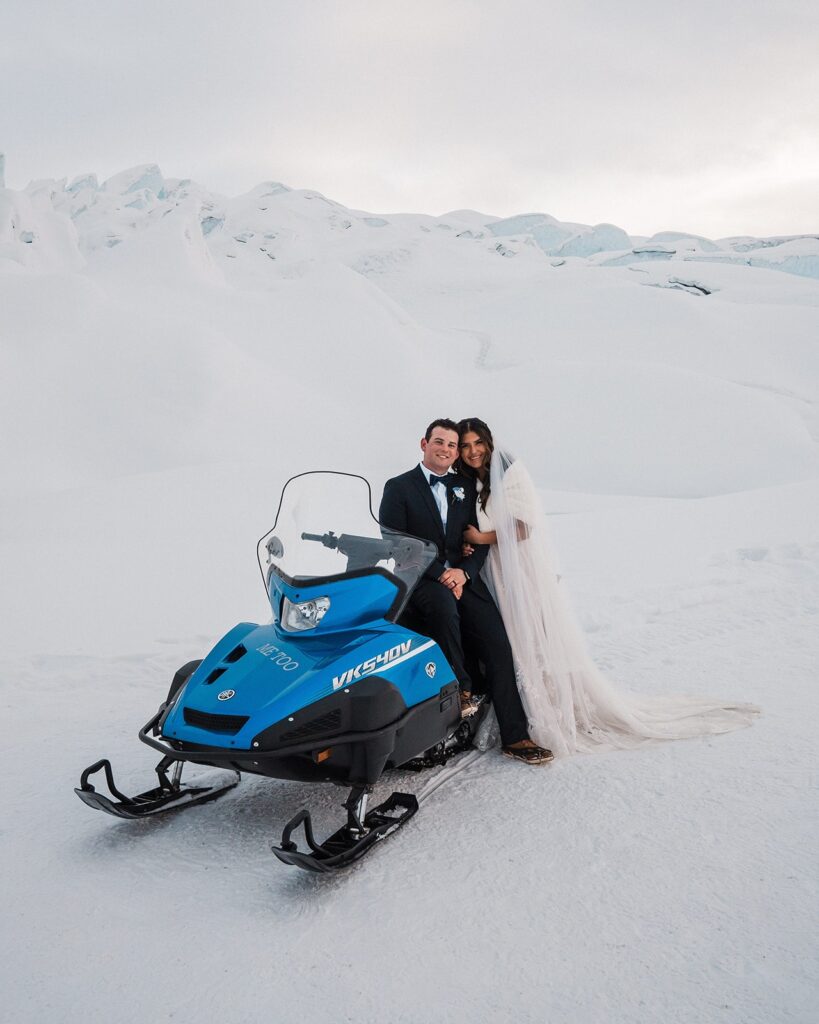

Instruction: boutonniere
[451,486,465,503]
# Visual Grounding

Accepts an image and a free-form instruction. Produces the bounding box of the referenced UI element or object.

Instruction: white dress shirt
[418,462,450,530]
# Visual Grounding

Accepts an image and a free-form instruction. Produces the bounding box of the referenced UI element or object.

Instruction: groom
[379,418,552,764]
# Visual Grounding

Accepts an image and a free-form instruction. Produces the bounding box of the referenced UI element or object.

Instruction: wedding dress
[475,448,759,757]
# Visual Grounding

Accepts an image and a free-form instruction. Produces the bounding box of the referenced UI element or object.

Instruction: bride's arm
[464,522,528,545]
[463,524,496,546]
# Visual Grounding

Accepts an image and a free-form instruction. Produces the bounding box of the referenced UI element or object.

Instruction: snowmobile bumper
[140,705,411,762]
[271,792,419,873]
[139,684,459,786]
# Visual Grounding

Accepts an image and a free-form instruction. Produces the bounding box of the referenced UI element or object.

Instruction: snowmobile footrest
[272,792,419,873]
[74,758,240,819]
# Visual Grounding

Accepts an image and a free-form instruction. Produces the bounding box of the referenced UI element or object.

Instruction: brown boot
[459,691,483,718]
[502,739,554,765]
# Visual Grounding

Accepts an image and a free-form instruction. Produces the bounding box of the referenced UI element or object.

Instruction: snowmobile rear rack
[75,755,240,819]
[272,789,419,873]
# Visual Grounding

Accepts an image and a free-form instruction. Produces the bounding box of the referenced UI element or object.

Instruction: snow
[649,231,721,253]
[1,160,818,1023]
[555,222,633,258]
[488,212,560,237]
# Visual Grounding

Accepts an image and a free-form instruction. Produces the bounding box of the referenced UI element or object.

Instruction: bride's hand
[463,525,482,545]
[462,543,475,557]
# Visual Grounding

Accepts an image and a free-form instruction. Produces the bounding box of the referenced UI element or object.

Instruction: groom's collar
[418,462,454,484]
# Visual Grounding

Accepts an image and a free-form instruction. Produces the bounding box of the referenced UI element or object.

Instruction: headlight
[281,595,331,632]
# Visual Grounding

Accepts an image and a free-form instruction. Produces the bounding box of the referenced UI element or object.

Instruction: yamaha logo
[217,689,236,701]
[425,662,436,678]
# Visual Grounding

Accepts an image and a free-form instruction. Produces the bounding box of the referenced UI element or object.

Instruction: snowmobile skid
[75,472,485,871]
[272,787,419,873]
[75,755,239,819]
[270,709,484,871]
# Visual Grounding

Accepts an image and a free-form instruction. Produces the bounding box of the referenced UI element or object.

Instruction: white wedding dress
[475,448,759,757]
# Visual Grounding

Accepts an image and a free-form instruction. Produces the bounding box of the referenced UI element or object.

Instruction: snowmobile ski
[272,789,419,873]
[74,757,240,819]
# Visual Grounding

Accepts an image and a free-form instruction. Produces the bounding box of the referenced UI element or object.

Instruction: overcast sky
[2,0,817,237]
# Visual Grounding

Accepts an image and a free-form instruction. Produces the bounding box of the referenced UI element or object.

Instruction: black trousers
[409,578,529,747]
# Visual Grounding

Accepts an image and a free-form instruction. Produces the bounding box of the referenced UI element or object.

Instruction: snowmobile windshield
[257,472,437,617]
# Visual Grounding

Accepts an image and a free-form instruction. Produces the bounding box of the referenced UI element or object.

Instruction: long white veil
[484,446,759,756]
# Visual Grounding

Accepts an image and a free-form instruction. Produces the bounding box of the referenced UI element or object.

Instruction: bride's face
[459,431,489,472]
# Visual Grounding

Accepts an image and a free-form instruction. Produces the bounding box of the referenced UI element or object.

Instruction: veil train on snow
[486,445,759,756]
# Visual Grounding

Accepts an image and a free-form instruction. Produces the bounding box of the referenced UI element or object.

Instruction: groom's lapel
[411,466,446,544]
[444,475,464,548]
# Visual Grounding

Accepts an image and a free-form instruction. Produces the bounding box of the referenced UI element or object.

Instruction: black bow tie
[429,474,449,487]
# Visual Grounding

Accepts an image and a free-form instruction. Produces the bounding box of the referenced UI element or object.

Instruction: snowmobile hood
[160,619,451,751]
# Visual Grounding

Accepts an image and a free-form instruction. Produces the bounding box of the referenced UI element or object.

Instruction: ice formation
[1,160,815,282]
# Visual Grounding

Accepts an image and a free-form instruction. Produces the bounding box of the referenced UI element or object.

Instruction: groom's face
[421,427,459,474]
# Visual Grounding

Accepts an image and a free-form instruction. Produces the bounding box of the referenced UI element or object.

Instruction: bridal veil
[484,447,759,756]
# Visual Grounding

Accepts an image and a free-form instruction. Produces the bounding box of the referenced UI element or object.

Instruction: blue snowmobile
[75,471,483,872]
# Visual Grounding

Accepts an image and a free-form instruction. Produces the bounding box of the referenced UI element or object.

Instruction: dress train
[476,449,759,757]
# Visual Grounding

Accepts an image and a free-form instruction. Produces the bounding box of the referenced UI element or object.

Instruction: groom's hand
[439,567,467,593]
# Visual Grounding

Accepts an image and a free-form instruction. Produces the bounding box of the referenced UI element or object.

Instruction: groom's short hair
[424,418,460,441]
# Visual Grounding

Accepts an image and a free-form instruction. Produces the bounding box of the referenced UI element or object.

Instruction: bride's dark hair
[456,417,494,510]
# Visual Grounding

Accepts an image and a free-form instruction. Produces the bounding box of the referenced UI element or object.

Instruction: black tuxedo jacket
[379,466,491,598]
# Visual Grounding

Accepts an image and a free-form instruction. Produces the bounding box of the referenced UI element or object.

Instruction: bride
[456,417,759,757]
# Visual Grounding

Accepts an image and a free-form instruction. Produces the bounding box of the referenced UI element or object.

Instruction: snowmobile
[75,471,483,872]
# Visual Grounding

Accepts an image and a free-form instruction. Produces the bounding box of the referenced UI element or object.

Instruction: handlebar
[300,530,411,571]
[301,531,339,549]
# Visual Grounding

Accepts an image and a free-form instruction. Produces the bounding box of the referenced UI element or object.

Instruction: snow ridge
[2,161,818,280]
